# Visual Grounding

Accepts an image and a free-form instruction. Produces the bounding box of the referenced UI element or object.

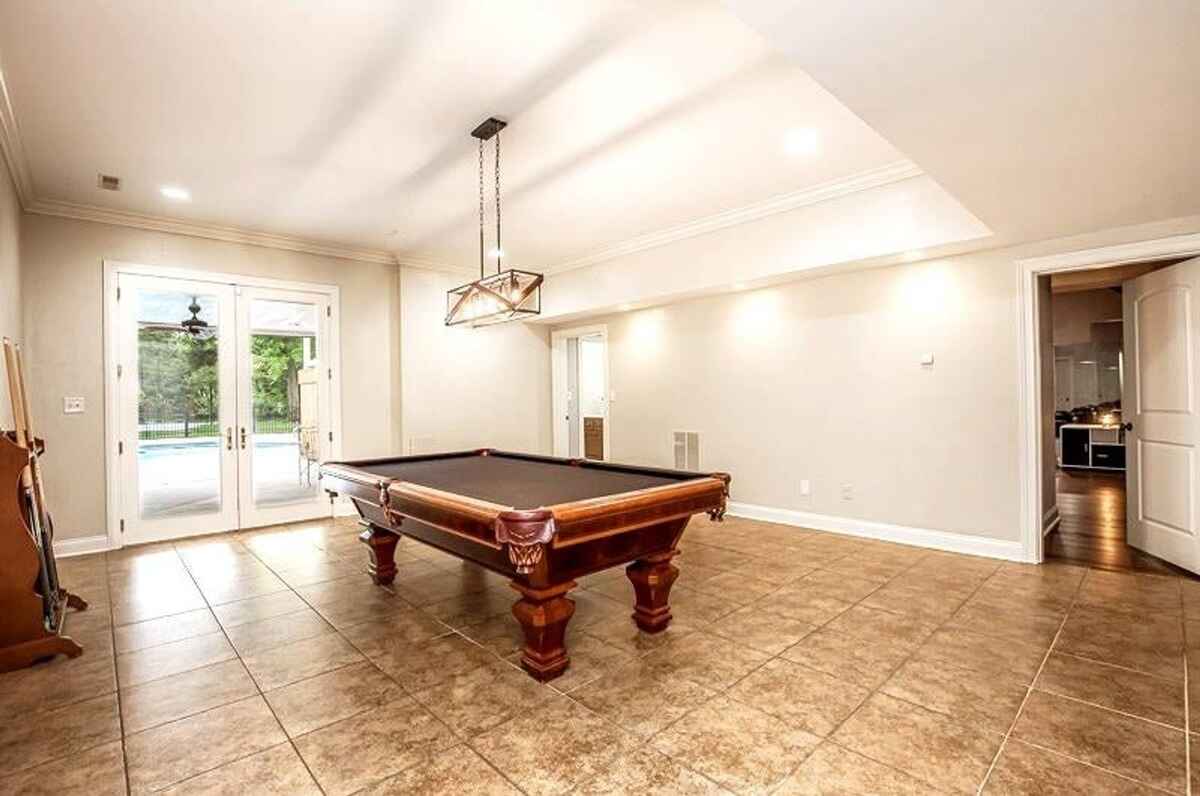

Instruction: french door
[116,273,335,544]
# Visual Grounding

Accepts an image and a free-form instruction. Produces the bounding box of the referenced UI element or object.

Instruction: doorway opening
[551,325,610,461]
[104,263,341,547]
[1033,256,1193,573]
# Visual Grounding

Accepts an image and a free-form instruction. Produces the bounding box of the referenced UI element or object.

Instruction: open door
[1124,256,1200,572]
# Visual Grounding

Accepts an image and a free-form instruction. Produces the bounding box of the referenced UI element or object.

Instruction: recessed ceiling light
[160,185,191,201]
[783,128,819,157]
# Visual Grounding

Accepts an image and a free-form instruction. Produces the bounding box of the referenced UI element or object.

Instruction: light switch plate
[63,396,85,414]
[920,352,935,366]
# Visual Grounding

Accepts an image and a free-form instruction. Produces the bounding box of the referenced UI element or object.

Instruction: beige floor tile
[693,571,780,604]
[196,570,289,605]
[459,612,526,657]
[860,582,968,623]
[708,605,817,655]
[983,739,1160,795]
[410,660,552,738]
[1076,569,1182,615]
[265,660,402,737]
[572,661,717,739]
[222,607,334,656]
[761,584,855,625]
[912,626,1048,684]
[546,632,636,693]
[61,609,116,657]
[832,692,1002,793]
[821,554,912,583]
[367,632,498,691]
[117,631,236,688]
[360,743,521,795]
[316,591,414,629]
[0,650,116,718]
[294,695,456,796]
[0,692,121,779]
[338,607,452,654]
[1056,606,1184,680]
[120,658,258,735]
[775,741,941,795]
[672,560,727,587]
[728,658,871,737]
[1035,651,1185,727]
[158,742,321,795]
[112,587,208,625]
[422,587,514,628]
[0,739,126,796]
[653,695,819,794]
[211,589,309,628]
[570,589,630,628]
[273,557,363,588]
[577,747,725,794]
[241,632,365,691]
[823,605,939,650]
[880,657,1027,734]
[125,695,286,793]
[473,696,636,796]
[669,585,743,624]
[113,608,219,654]
[640,631,770,691]
[781,627,915,689]
[582,614,699,656]
[948,599,1064,649]
[1011,690,1185,792]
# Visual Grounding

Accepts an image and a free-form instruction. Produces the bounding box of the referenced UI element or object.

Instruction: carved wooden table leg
[510,580,576,681]
[359,525,400,585]
[626,550,680,633]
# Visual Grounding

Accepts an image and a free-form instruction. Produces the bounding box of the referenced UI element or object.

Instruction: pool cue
[2,339,55,626]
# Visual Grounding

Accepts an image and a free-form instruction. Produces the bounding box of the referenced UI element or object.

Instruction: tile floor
[1,514,1197,794]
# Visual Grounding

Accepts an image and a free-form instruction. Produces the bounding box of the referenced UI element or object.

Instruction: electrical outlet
[840,483,854,501]
[799,479,811,497]
[63,396,85,414]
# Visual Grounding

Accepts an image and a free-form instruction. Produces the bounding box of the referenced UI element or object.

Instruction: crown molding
[25,198,400,265]
[543,160,923,275]
[395,254,473,274]
[0,60,35,209]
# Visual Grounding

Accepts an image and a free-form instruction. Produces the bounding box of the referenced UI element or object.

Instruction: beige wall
[556,250,1022,542]
[399,267,551,455]
[0,164,20,427]
[1051,288,1122,346]
[20,214,401,540]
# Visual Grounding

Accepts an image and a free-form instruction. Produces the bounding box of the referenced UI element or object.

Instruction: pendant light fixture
[445,117,543,327]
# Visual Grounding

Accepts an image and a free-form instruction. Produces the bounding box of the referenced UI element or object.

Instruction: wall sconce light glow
[160,185,191,201]
[783,128,819,157]
[489,247,505,259]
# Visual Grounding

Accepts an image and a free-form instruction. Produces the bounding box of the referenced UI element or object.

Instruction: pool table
[319,449,730,681]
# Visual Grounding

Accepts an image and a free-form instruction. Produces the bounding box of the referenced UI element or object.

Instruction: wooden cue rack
[0,337,88,672]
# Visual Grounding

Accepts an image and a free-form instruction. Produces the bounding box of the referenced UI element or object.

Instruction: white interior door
[235,286,333,528]
[1124,256,1200,573]
[118,274,240,544]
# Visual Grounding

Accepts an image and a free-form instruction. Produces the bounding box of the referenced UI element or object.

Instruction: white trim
[1015,232,1200,565]
[103,259,344,549]
[30,199,398,265]
[54,534,110,558]
[550,324,610,459]
[727,501,1028,562]
[0,61,34,209]
[544,161,923,275]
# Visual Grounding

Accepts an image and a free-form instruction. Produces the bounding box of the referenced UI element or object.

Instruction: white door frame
[103,259,343,550]
[1016,232,1200,564]
[551,324,610,459]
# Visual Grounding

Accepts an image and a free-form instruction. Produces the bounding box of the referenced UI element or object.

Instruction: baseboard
[1042,505,1061,537]
[54,534,110,558]
[726,501,1028,562]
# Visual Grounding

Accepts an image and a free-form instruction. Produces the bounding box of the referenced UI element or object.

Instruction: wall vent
[673,430,700,471]
[97,174,121,191]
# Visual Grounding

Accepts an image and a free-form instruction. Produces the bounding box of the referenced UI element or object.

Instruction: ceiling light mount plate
[470,117,507,141]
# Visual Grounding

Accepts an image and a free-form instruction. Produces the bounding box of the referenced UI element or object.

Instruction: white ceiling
[727,0,1200,245]
[0,0,932,270]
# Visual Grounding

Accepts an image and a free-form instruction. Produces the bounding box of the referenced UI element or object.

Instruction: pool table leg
[510,580,576,681]
[359,525,400,586]
[626,550,680,633]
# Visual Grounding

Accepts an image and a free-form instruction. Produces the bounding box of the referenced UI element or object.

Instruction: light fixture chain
[494,130,502,274]
[478,137,486,279]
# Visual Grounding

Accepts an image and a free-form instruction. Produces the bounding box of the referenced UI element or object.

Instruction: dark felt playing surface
[357,454,689,508]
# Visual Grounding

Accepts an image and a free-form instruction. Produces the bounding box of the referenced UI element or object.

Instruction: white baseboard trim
[54,534,110,558]
[1042,506,1061,537]
[727,501,1029,563]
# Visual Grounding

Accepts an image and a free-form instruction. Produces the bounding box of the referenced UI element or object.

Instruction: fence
[138,408,297,440]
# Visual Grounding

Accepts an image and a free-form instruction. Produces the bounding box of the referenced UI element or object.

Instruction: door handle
[1121,422,1134,432]
[225,427,233,451]
[240,427,247,449]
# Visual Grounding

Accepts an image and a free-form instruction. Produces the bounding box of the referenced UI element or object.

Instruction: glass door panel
[118,275,239,543]
[236,287,332,527]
